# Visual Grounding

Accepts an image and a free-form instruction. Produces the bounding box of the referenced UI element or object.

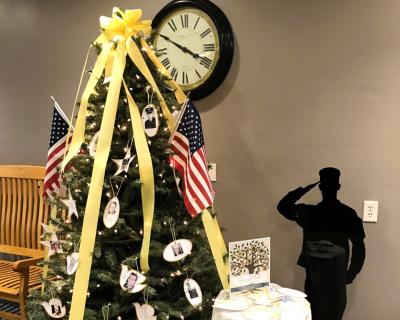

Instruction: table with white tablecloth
[212,284,312,320]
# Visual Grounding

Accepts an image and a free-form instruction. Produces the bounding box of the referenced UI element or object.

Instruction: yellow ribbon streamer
[202,209,229,289]
[62,41,114,169]
[140,39,187,105]
[126,37,175,132]
[122,80,154,272]
[69,41,126,320]
[213,215,228,259]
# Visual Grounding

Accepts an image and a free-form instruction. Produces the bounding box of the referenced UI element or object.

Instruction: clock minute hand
[159,34,200,59]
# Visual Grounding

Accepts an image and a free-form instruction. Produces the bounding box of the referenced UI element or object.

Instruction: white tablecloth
[212,284,311,320]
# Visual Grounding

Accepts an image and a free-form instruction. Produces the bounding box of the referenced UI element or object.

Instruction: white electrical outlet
[363,200,378,222]
[208,163,217,182]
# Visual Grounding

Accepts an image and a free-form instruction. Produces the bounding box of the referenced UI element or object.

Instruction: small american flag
[43,99,72,198]
[169,100,215,217]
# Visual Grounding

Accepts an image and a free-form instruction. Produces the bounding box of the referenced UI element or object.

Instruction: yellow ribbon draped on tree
[68,9,155,319]
[122,79,155,273]
[65,8,229,319]
[202,208,229,289]
[69,36,127,320]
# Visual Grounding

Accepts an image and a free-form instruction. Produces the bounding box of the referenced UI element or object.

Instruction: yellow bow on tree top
[98,8,152,42]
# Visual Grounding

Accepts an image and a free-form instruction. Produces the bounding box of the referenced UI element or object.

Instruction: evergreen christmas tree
[27,8,224,320]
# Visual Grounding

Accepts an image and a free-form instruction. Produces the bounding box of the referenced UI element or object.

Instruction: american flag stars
[177,106,204,154]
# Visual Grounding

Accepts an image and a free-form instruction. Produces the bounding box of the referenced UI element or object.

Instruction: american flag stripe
[196,147,213,192]
[172,135,212,203]
[45,139,68,172]
[47,136,68,159]
[188,156,213,205]
[186,161,210,208]
[44,138,69,192]
[173,161,211,210]
[171,146,205,211]
[171,138,209,200]
[171,152,203,212]
[193,149,214,195]
[169,100,215,217]
[45,159,63,180]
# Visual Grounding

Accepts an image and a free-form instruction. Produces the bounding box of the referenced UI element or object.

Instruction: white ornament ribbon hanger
[109,177,126,198]
[124,138,134,158]
[170,161,183,197]
[146,86,154,106]
[184,268,190,280]
[143,287,149,305]
[101,303,111,320]
[73,239,80,253]
[169,218,177,242]
[134,257,140,273]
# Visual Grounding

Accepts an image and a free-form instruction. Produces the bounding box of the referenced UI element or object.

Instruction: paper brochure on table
[229,237,270,295]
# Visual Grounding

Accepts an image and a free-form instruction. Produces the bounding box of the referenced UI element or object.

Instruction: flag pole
[168,91,191,144]
[50,96,74,129]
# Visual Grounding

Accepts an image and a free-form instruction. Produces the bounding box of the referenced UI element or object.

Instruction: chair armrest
[13,255,44,271]
[0,244,44,258]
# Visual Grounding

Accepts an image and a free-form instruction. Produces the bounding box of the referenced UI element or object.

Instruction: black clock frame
[152,0,234,100]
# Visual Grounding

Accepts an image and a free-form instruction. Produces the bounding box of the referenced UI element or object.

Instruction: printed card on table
[229,237,270,295]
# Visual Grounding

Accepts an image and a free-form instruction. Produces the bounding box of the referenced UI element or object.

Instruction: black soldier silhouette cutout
[277,167,365,320]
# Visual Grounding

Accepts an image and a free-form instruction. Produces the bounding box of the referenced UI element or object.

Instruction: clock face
[153,8,220,91]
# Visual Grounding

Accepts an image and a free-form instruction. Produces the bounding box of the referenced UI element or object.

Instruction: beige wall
[1,0,399,318]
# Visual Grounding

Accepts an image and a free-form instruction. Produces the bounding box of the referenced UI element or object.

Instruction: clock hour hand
[159,34,200,59]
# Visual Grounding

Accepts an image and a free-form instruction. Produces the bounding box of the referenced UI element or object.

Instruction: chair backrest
[0,165,50,250]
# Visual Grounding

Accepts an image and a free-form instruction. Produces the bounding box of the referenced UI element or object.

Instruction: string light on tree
[28,6,225,319]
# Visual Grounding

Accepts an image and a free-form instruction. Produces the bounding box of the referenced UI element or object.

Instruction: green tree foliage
[27,36,221,320]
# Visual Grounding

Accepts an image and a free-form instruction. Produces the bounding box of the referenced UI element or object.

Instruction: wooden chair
[0,165,50,320]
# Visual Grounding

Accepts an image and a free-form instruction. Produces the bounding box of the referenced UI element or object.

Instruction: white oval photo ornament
[119,265,147,293]
[141,104,159,137]
[163,239,192,262]
[103,197,120,228]
[184,278,202,307]
[67,252,79,275]
[41,298,66,318]
[89,131,100,157]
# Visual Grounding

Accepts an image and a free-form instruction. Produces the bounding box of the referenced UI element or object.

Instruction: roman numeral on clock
[195,69,201,78]
[200,28,211,38]
[161,57,171,69]
[180,14,189,28]
[171,68,178,81]
[200,56,212,69]
[182,71,189,84]
[203,44,215,52]
[168,19,177,32]
[194,17,200,30]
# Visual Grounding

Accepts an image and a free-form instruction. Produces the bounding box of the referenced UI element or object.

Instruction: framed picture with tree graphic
[229,237,270,294]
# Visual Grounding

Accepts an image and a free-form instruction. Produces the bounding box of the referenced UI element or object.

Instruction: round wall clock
[152,0,234,100]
